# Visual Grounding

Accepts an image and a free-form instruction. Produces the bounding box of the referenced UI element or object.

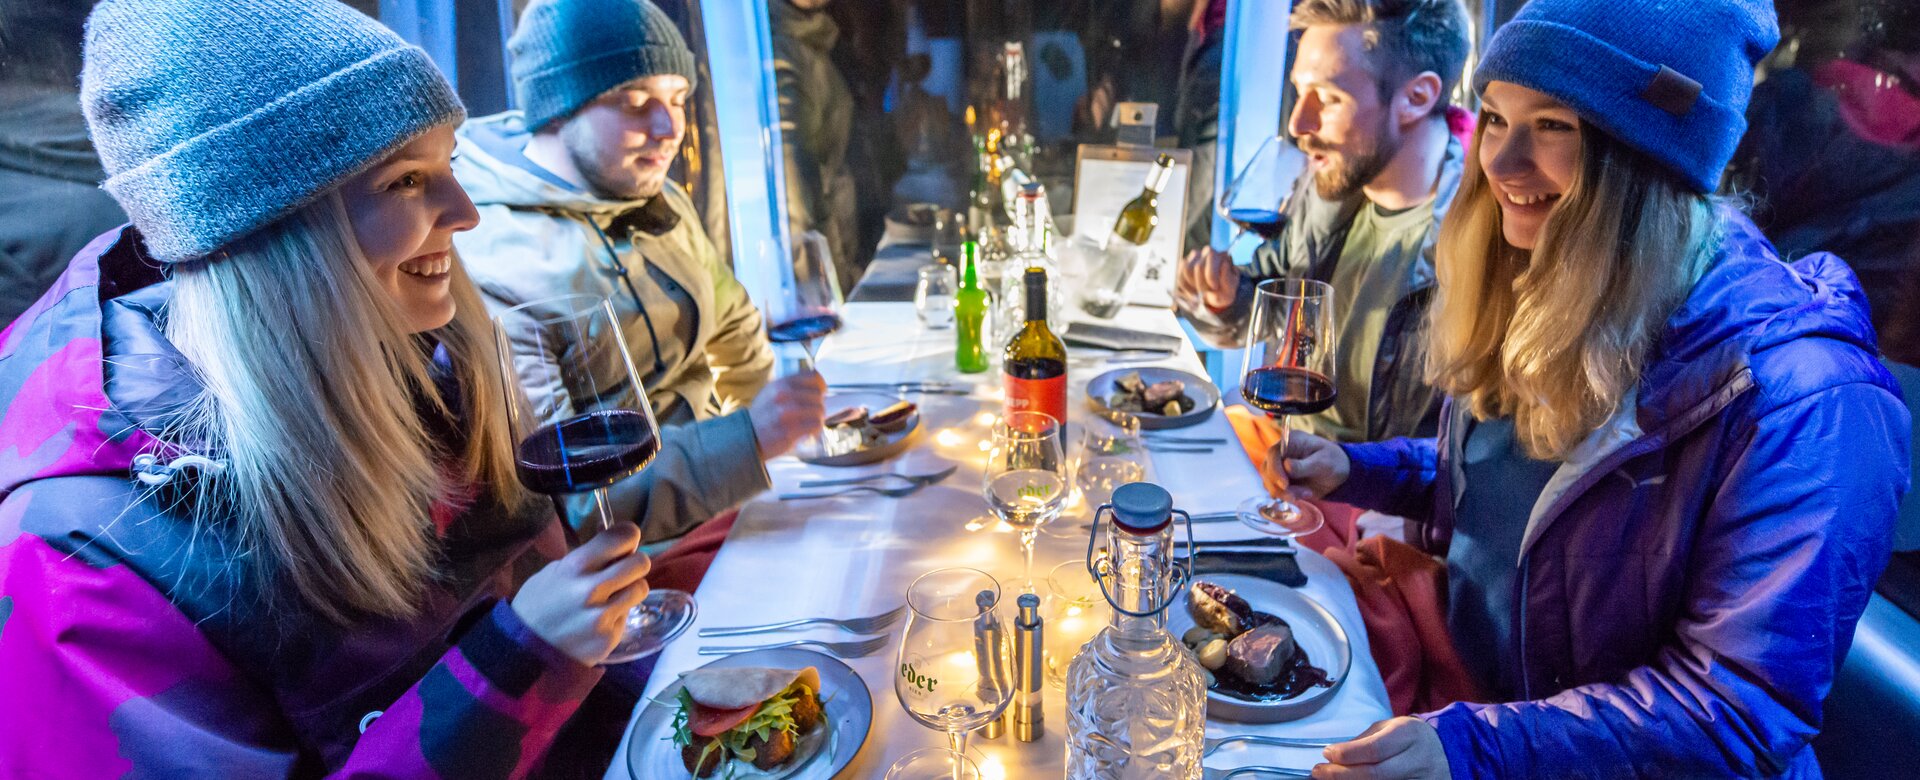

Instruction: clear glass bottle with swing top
[1064,482,1207,779]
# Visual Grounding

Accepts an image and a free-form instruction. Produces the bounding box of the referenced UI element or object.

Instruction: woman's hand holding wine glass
[1264,429,1350,502]
[510,522,654,666]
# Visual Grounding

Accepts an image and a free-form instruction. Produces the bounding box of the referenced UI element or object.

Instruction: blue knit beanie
[1474,0,1779,193]
[79,0,464,264]
[509,0,699,131]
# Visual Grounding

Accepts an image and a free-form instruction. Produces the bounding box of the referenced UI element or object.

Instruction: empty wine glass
[916,264,958,330]
[1216,134,1308,247]
[765,231,844,368]
[1236,279,1336,539]
[890,568,1012,780]
[493,294,695,664]
[1071,409,1149,512]
[982,412,1067,593]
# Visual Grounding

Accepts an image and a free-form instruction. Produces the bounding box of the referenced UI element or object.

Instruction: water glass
[1044,560,1110,691]
[1071,409,1149,511]
[915,264,957,330]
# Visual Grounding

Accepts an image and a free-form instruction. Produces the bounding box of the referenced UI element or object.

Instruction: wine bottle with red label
[1003,266,1068,428]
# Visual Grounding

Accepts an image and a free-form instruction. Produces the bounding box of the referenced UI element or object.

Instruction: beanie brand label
[1642,65,1703,117]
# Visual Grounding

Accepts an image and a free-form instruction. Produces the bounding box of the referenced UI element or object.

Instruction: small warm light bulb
[935,428,963,447]
[978,755,1008,780]
[973,411,997,427]
[977,440,993,452]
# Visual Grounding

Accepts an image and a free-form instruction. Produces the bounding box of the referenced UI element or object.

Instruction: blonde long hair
[1427,119,1720,460]
[162,192,526,624]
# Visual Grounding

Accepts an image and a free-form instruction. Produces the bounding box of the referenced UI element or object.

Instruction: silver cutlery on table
[1202,766,1313,779]
[1145,435,1230,445]
[1183,538,1299,556]
[1203,734,1349,757]
[699,604,908,637]
[697,635,892,658]
[1079,512,1240,532]
[1148,444,1218,454]
[829,382,970,395]
[777,482,929,501]
[797,465,958,490]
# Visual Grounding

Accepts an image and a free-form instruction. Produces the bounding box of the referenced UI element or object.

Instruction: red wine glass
[1236,278,1336,538]
[494,293,695,664]
[1216,134,1308,247]
[764,231,844,368]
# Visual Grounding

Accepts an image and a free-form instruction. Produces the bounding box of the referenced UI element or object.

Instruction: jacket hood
[0,227,180,498]
[0,83,110,185]
[454,112,646,216]
[1638,208,1894,431]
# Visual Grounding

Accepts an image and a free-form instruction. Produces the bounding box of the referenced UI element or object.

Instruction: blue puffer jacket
[1330,211,1910,778]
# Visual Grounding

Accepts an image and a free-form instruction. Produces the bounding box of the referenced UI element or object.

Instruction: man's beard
[562,123,667,201]
[1300,118,1400,202]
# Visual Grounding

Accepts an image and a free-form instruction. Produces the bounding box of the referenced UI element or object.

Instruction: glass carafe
[1064,482,1206,779]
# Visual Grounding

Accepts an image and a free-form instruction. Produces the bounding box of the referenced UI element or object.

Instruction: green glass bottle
[954,241,991,373]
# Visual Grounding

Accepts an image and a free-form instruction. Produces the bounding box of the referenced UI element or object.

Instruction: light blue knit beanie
[80,0,465,263]
[509,0,699,131]
[1474,0,1779,193]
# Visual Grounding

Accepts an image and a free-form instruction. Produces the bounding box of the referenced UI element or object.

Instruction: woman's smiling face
[1477,81,1583,250]
[336,125,480,333]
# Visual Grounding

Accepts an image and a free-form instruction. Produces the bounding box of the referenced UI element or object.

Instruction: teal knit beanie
[80,0,464,264]
[1475,0,1779,193]
[509,0,699,131]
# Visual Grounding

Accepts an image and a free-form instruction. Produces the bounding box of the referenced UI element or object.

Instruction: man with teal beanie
[454,0,826,542]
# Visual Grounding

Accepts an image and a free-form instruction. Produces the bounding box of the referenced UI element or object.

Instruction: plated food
[801,392,922,466]
[1179,581,1332,702]
[672,667,827,778]
[1086,367,1221,431]
[1104,371,1198,417]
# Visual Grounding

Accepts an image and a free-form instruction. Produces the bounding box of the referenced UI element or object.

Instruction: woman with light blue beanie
[0,1,656,776]
[1271,0,1909,777]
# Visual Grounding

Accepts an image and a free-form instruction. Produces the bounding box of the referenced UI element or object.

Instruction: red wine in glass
[514,409,659,495]
[1242,366,1336,417]
[1228,207,1287,242]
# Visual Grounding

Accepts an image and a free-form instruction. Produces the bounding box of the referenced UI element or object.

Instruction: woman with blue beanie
[1273,1,1911,777]
[0,1,652,776]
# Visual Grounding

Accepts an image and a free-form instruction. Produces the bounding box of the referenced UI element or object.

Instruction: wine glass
[1216,134,1308,247]
[890,567,1012,780]
[982,412,1067,593]
[1070,408,1149,513]
[915,263,958,330]
[493,293,695,664]
[1236,278,1336,538]
[765,231,844,368]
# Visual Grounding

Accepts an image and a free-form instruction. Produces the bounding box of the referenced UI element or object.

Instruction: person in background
[1277,0,1909,775]
[454,0,824,542]
[1733,0,1920,362]
[772,0,862,292]
[0,0,651,774]
[1178,0,1472,444]
[0,0,127,327]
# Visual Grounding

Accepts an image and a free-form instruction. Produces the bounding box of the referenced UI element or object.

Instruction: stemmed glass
[1235,278,1336,538]
[982,412,1068,593]
[765,231,844,368]
[889,567,1012,780]
[1070,408,1149,512]
[494,294,695,663]
[1216,134,1308,247]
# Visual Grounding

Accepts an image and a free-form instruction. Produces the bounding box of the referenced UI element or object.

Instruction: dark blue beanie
[509,0,698,131]
[1475,0,1779,193]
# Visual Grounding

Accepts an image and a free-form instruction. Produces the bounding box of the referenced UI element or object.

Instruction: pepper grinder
[1011,592,1044,741]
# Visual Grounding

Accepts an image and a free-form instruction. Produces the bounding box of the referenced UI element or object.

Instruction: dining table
[606,246,1392,778]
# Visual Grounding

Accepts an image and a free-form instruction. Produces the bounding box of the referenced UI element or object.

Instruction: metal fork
[777,483,928,501]
[697,635,892,658]
[699,604,908,637]
[1204,734,1349,756]
[798,464,958,489]
[1202,766,1313,779]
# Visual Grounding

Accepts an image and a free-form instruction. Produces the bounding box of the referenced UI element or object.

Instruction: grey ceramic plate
[626,648,874,780]
[1086,367,1221,430]
[796,391,923,467]
[1167,573,1351,723]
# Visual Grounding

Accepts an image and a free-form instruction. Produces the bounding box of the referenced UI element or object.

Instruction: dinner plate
[1167,574,1351,723]
[1086,367,1221,430]
[626,648,874,780]
[796,391,923,467]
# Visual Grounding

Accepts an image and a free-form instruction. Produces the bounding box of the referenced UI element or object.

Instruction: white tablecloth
[608,287,1391,778]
